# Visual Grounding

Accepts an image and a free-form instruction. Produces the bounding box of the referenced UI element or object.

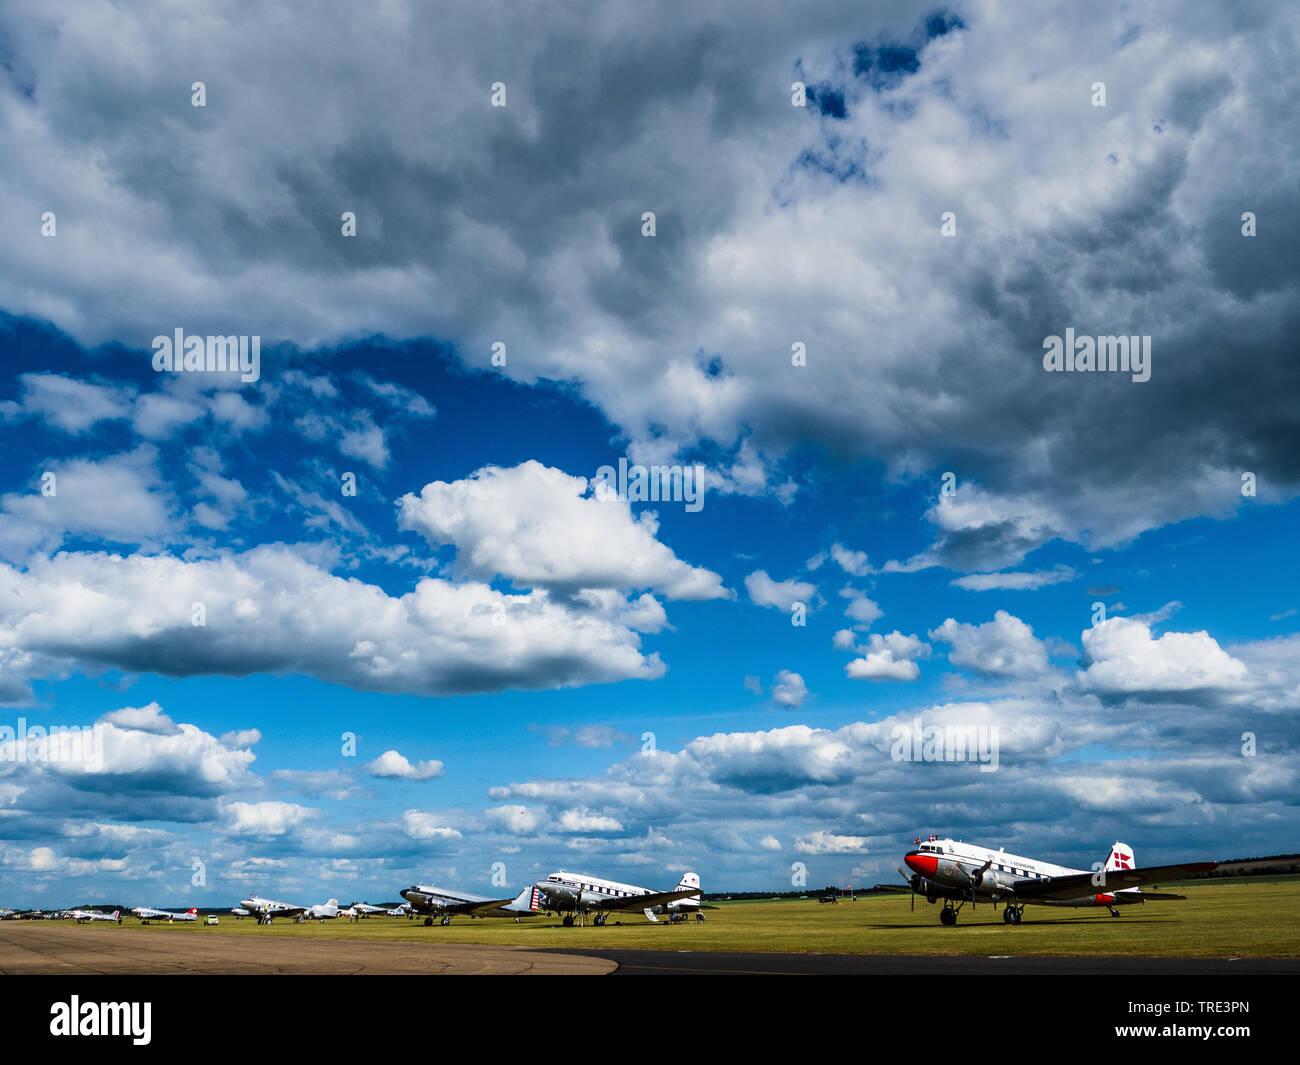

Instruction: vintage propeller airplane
[888,835,1214,925]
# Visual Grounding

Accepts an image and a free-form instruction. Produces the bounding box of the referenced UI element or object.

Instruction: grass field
[56,878,1300,957]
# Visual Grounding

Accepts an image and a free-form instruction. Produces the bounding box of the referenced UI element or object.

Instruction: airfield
[4,877,1299,974]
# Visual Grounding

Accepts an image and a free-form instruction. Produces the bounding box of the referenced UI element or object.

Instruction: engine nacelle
[915,876,963,903]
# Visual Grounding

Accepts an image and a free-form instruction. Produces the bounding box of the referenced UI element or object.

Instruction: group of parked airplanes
[0,869,707,927]
[0,836,1225,928]
[242,869,706,926]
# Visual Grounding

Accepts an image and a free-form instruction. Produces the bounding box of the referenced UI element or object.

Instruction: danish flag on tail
[1104,842,1135,872]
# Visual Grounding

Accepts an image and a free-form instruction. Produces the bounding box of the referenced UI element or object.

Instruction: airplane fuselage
[400,885,498,916]
[537,871,700,915]
[132,907,197,923]
[240,896,306,922]
[905,838,1141,909]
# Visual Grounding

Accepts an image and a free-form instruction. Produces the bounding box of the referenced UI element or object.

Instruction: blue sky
[0,1,1297,907]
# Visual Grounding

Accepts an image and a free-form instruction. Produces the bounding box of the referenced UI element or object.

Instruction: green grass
[68,878,1300,957]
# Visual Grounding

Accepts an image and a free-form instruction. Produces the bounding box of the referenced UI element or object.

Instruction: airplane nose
[905,851,938,877]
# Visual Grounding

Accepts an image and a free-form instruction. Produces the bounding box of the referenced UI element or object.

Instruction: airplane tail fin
[187,908,197,915]
[1104,842,1135,872]
[674,872,702,908]
[506,885,542,913]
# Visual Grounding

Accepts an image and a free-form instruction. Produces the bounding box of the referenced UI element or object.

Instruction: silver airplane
[66,908,122,924]
[891,836,1214,925]
[302,898,342,920]
[346,901,397,917]
[528,871,703,926]
[399,884,537,925]
[132,906,198,924]
[239,894,308,923]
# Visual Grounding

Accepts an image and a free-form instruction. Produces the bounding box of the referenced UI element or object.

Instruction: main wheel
[940,908,957,926]
[1003,908,1015,924]
[423,917,433,926]
[562,915,574,927]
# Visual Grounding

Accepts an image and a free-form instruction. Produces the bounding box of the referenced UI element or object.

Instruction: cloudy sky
[0,0,1297,907]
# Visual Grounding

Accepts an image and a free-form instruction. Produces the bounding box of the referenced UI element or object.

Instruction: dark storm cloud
[0,0,1296,563]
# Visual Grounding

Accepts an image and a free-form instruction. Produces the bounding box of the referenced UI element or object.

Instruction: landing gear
[593,913,607,927]
[440,916,451,926]
[1003,904,1023,924]
[562,915,574,927]
[423,917,433,927]
[1107,906,1120,917]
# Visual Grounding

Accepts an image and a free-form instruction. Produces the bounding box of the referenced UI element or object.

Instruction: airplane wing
[435,896,524,916]
[1010,861,1217,900]
[594,888,702,912]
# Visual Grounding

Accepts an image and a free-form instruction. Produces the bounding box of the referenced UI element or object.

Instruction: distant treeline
[1188,854,1300,878]
[703,886,888,902]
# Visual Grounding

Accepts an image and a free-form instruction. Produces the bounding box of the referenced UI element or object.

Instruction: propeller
[897,867,918,911]
[968,856,994,907]
[950,856,995,908]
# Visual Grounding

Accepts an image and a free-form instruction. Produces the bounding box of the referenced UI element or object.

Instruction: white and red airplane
[896,835,1217,925]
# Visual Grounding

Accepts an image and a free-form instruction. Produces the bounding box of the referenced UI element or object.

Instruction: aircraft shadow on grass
[867,914,1174,929]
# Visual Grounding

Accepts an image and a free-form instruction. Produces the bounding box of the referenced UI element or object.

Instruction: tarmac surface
[2,924,1297,975]
[0,925,615,975]
[556,948,1300,975]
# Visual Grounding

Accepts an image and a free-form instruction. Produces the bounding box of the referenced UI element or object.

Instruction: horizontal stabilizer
[1011,861,1217,900]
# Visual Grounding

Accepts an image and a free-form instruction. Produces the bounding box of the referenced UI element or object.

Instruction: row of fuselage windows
[929,846,1050,880]
[976,861,1046,880]
[562,881,642,897]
